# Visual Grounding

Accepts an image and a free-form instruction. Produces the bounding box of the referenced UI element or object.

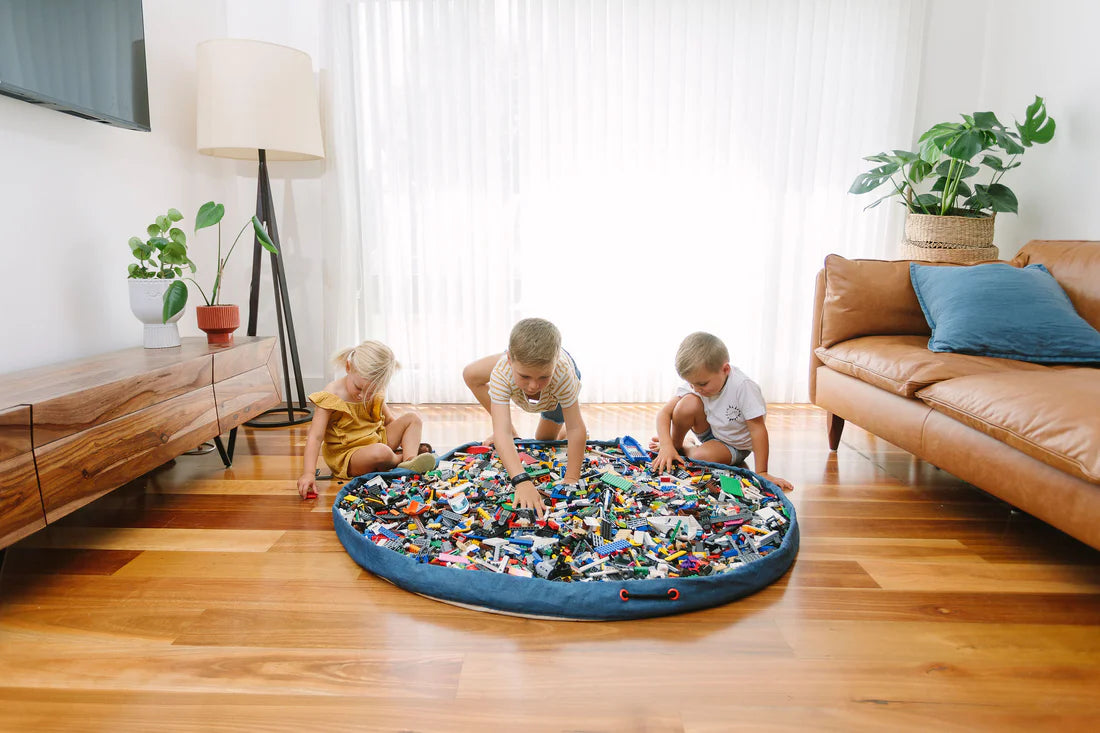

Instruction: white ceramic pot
[128,278,183,348]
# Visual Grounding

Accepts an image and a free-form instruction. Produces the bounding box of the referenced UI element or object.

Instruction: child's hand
[758,472,794,492]
[297,473,318,500]
[512,482,546,519]
[651,444,684,474]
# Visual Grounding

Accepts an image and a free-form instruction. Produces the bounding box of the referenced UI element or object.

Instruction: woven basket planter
[900,212,999,263]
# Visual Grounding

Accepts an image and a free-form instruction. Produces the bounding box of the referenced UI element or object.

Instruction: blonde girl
[297,340,436,499]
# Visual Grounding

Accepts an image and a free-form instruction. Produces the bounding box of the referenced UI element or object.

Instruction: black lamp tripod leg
[244,148,312,428]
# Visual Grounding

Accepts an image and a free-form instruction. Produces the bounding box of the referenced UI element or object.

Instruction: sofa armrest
[809,268,826,404]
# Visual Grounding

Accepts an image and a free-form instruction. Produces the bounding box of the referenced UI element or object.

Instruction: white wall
[0,1,230,374]
[916,0,1099,258]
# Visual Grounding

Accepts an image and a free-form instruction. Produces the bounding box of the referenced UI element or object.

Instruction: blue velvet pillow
[909,262,1100,363]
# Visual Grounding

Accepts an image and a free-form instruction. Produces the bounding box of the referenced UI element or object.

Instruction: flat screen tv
[0,0,150,131]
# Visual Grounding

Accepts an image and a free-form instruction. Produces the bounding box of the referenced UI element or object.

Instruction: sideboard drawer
[215,367,281,433]
[36,386,220,522]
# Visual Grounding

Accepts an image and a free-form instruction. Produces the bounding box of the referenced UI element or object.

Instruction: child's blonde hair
[508,318,561,366]
[332,340,399,402]
[675,332,729,377]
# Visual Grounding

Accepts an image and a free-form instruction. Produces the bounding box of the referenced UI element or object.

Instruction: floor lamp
[196,39,324,426]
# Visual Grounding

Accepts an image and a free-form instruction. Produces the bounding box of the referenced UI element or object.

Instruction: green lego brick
[600,472,633,490]
[719,474,743,497]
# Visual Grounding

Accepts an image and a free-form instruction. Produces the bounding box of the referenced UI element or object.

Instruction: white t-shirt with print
[675,366,766,450]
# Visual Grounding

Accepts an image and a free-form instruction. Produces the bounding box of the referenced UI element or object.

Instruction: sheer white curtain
[321,0,925,403]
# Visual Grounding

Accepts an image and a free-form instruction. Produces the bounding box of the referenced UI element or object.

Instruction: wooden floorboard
[1,403,1098,732]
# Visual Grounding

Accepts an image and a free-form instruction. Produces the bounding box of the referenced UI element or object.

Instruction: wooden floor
[2,404,1098,732]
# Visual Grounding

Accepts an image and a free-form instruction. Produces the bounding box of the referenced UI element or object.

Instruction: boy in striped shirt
[462,318,587,517]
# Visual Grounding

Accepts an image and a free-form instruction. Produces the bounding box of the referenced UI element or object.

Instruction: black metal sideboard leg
[213,427,239,468]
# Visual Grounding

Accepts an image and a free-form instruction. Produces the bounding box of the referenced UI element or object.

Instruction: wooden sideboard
[0,337,281,548]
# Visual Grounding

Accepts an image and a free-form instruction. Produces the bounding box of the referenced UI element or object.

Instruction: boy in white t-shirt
[651,332,793,491]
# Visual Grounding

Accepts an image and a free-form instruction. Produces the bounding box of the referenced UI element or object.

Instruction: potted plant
[127,208,195,348]
[849,96,1056,261]
[187,201,278,345]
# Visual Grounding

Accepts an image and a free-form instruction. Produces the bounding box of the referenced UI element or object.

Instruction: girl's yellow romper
[309,391,386,480]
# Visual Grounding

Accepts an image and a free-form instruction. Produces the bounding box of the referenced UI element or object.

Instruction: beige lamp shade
[196,39,324,161]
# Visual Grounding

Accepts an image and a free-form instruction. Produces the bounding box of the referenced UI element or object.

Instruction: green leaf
[944,129,984,160]
[156,215,169,232]
[1026,95,1044,121]
[972,111,1003,130]
[913,193,941,210]
[167,208,184,222]
[147,224,160,238]
[982,183,1019,213]
[918,137,944,165]
[980,154,1005,171]
[128,236,145,253]
[148,236,170,249]
[195,201,225,231]
[992,130,1025,155]
[162,280,188,323]
[169,228,186,246]
[128,263,142,277]
[917,121,964,144]
[932,159,979,180]
[849,172,891,194]
[253,217,278,253]
[161,241,188,262]
[1023,117,1056,145]
[865,152,917,167]
[909,159,933,184]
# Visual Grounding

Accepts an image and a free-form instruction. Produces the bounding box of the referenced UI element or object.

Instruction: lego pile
[336,439,791,582]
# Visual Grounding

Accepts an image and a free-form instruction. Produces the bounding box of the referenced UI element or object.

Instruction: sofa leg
[827,412,845,451]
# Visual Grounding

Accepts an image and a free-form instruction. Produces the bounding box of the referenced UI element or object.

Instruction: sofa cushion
[918,369,1100,484]
[909,262,1100,363]
[1012,240,1100,332]
[819,255,931,348]
[815,335,1052,398]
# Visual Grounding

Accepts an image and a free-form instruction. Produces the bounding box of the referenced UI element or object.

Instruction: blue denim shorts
[540,351,582,424]
[696,428,751,466]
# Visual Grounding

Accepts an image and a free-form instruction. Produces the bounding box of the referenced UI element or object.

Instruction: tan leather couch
[810,240,1100,549]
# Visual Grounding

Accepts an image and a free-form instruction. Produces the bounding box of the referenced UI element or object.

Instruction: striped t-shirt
[488,351,580,414]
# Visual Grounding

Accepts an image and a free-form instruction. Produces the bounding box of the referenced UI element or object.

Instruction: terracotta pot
[196,304,240,345]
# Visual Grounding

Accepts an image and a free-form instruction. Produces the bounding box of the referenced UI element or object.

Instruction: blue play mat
[332,438,799,620]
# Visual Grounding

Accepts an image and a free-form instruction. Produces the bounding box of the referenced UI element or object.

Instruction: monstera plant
[850,96,1056,217]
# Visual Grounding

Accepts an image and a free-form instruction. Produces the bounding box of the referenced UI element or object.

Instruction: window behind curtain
[321,0,924,403]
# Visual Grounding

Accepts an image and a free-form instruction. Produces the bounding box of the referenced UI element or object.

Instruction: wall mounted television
[0,0,150,131]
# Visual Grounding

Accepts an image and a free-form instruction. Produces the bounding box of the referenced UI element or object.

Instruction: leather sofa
[810,240,1100,549]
